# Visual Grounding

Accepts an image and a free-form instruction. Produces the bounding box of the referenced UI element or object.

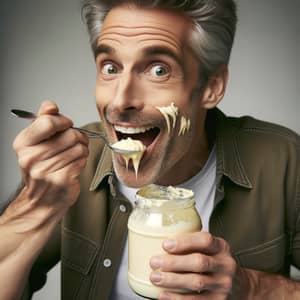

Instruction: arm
[149,231,300,300]
[0,101,89,300]
[234,267,300,300]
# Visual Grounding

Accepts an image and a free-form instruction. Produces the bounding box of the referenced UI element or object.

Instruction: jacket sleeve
[19,222,61,300]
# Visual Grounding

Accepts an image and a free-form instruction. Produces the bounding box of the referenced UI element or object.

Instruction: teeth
[114,125,154,134]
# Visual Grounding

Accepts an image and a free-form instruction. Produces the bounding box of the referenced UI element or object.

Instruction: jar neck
[135,196,195,210]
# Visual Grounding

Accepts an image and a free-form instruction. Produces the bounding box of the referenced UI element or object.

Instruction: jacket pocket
[62,227,98,274]
[61,227,99,299]
[234,234,287,273]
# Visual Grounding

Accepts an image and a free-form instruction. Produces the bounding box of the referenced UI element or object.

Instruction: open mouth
[114,125,161,148]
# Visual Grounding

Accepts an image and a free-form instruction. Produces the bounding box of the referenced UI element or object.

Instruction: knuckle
[221,276,233,292]
[221,238,231,253]
[74,143,85,156]
[191,275,204,291]
[202,232,214,246]
[30,167,45,180]
[194,253,207,271]
[69,129,79,144]
[77,143,88,157]
[39,115,55,133]
[227,257,237,275]
[69,158,87,177]
[18,155,30,170]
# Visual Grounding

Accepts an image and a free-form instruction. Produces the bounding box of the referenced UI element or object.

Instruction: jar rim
[135,184,195,209]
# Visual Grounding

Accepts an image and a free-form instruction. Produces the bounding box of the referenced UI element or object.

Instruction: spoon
[10,109,140,155]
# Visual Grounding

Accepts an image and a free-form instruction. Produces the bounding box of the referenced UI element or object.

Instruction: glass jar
[128,184,202,299]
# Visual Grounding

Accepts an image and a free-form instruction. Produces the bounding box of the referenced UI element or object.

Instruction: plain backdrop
[1,0,299,299]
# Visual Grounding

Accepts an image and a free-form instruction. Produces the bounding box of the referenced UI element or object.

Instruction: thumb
[37,100,59,116]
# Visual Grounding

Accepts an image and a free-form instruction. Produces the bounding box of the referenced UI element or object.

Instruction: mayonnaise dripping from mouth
[156,102,191,136]
[112,138,146,177]
[155,102,178,134]
[178,116,191,136]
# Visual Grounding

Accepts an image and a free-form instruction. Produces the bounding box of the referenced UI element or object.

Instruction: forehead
[98,5,192,50]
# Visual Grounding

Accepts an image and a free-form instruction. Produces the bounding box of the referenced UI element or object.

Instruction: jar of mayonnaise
[128,184,202,299]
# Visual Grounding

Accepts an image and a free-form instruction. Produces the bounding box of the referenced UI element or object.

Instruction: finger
[13,114,73,149]
[150,253,220,273]
[163,232,229,255]
[150,271,231,294]
[18,128,89,168]
[37,100,59,116]
[29,143,89,179]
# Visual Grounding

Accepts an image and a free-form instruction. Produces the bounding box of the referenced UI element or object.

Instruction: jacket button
[119,204,127,213]
[103,258,112,268]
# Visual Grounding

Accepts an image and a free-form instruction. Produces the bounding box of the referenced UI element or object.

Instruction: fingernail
[150,256,163,269]
[150,271,162,283]
[163,239,176,251]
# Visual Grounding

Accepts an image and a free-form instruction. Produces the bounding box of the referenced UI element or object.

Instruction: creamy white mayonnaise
[178,116,191,136]
[112,138,146,177]
[156,102,191,136]
[155,102,178,134]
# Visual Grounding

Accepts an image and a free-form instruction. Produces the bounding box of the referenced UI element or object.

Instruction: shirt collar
[89,108,253,192]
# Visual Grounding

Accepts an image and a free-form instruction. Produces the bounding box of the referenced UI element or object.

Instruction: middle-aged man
[1,0,300,299]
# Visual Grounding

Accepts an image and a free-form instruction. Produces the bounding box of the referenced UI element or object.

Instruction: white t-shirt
[110,145,216,299]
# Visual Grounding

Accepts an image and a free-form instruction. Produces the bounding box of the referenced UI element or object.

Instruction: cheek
[95,80,113,115]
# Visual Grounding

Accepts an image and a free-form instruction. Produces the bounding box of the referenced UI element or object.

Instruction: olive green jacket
[20,109,300,299]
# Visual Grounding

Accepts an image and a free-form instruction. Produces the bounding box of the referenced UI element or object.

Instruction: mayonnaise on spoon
[112,138,146,177]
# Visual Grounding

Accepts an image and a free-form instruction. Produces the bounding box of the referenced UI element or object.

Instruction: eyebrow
[94,43,115,58]
[142,46,183,68]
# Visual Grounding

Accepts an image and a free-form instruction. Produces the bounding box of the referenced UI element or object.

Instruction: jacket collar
[214,108,252,189]
[89,145,114,191]
[89,108,253,192]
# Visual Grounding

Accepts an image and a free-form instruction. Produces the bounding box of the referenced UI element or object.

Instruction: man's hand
[150,231,237,300]
[0,100,89,300]
[1,100,89,231]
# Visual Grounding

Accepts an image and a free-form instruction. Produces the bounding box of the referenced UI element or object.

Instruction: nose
[111,71,144,113]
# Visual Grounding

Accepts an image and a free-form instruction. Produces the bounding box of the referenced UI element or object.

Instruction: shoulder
[223,114,300,159]
[216,110,300,189]
[231,115,300,146]
[227,115,300,188]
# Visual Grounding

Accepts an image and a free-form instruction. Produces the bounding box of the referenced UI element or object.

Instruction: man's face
[95,5,208,187]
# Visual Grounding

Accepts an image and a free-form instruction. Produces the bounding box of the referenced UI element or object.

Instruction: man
[0,0,299,299]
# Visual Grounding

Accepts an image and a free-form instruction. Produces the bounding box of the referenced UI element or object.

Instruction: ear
[201,64,229,109]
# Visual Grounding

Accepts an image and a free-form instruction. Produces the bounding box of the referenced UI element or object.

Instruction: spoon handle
[10,109,108,140]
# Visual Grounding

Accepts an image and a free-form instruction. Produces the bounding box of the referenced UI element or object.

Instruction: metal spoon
[10,109,140,155]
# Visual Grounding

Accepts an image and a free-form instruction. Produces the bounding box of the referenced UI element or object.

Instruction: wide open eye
[149,64,169,77]
[101,62,119,75]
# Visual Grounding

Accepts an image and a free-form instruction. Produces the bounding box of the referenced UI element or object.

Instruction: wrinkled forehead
[98,5,193,48]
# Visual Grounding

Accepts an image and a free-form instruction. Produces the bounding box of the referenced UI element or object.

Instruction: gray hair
[81,0,237,80]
